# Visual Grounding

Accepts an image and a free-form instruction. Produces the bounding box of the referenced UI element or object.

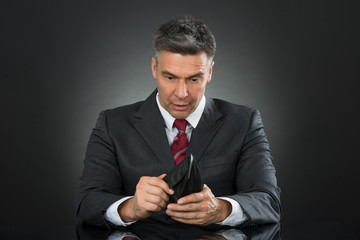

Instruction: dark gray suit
[76,90,281,228]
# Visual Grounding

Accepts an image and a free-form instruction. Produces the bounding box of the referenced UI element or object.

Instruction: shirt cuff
[104,196,137,227]
[217,197,248,226]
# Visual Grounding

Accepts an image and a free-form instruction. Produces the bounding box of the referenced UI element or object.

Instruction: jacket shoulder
[211,98,256,118]
[106,100,144,116]
[98,100,144,128]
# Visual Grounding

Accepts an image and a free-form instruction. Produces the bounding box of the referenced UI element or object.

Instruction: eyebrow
[161,70,204,79]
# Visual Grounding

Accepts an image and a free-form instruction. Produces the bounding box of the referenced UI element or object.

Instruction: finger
[136,177,169,206]
[177,185,211,204]
[135,187,169,210]
[137,178,168,198]
[169,200,213,215]
[166,208,202,220]
[180,184,214,204]
[144,187,170,204]
[167,202,199,212]
[138,179,170,204]
[158,173,166,179]
[177,191,204,205]
[140,199,167,212]
[143,194,169,209]
[158,174,174,195]
[145,175,174,195]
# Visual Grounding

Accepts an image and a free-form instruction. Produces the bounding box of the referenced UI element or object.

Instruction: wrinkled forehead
[156,51,212,70]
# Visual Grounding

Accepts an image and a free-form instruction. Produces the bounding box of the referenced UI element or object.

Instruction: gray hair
[153,16,216,62]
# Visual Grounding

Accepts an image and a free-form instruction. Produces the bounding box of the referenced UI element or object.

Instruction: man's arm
[77,111,174,227]
[76,111,127,227]
[226,109,281,225]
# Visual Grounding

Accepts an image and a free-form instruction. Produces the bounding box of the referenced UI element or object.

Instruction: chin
[171,112,190,119]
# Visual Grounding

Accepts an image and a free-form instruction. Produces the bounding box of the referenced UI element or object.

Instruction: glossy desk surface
[0,221,357,240]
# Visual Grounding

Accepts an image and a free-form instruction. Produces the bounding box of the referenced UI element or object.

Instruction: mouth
[172,103,189,111]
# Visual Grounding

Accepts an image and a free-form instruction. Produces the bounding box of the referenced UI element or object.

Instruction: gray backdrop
[1,0,359,237]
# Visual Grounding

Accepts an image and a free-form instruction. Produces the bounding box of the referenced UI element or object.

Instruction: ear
[151,57,157,79]
[207,61,215,83]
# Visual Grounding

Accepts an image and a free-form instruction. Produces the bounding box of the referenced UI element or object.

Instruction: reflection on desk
[77,219,280,240]
[0,221,357,239]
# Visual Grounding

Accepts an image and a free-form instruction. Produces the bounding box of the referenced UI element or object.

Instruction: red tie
[171,119,189,165]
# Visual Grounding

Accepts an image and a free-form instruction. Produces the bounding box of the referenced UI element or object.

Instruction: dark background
[1,0,359,238]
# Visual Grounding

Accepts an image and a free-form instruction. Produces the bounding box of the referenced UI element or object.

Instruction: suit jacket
[76,89,281,228]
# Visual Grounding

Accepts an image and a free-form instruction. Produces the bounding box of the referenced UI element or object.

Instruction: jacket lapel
[132,90,175,172]
[186,97,223,164]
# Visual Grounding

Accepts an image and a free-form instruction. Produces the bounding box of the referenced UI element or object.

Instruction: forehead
[157,51,209,74]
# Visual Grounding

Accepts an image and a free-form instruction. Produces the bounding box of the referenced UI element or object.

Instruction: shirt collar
[156,93,206,130]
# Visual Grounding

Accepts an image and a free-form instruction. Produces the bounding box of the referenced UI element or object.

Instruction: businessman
[76,16,281,229]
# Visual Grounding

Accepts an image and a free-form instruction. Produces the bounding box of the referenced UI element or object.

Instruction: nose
[174,80,188,99]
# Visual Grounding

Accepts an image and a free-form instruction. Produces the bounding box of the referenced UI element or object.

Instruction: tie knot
[174,119,187,132]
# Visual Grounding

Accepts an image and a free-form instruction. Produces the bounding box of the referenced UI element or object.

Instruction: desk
[0,221,357,239]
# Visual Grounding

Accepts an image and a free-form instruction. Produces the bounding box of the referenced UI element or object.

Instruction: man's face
[152,51,214,119]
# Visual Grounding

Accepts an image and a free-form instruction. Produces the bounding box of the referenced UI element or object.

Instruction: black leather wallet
[163,154,204,203]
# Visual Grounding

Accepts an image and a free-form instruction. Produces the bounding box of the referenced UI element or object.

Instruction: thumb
[158,174,174,195]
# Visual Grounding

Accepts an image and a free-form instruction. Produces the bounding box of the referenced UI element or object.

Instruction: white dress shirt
[104,94,247,226]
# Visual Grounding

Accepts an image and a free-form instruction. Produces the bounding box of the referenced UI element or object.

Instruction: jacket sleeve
[227,109,281,226]
[76,111,125,228]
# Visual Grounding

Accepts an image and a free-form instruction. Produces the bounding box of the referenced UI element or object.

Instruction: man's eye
[191,78,199,82]
[166,76,174,80]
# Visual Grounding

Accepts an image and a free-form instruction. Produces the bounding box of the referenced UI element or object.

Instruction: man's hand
[165,184,232,226]
[118,174,174,222]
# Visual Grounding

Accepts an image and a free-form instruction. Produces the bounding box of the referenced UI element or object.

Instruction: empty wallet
[163,154,204,203]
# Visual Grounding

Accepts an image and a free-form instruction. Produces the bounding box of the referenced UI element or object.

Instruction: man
[76,16,281,229]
